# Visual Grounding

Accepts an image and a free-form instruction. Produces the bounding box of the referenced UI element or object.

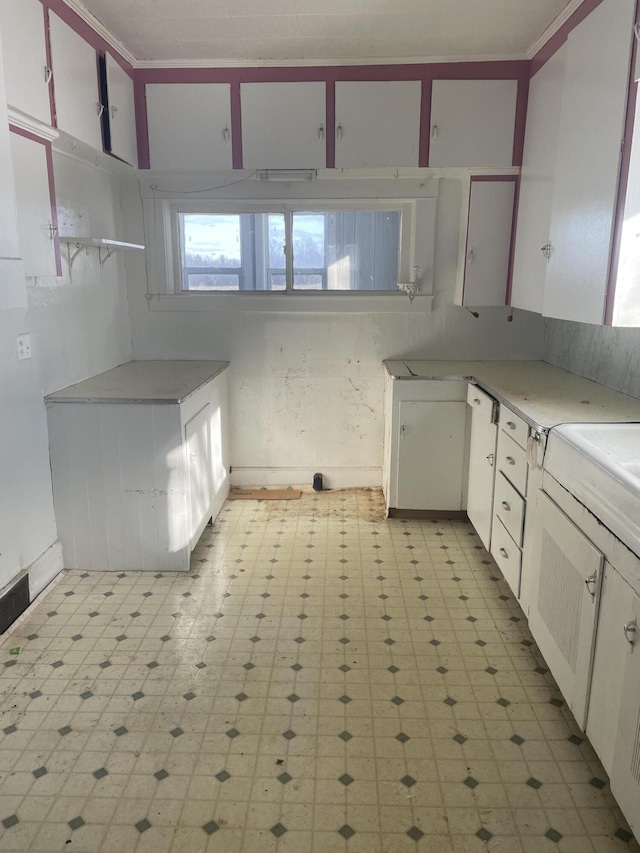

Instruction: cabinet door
[396,401,466,510]
[241,82,326,169]
[49,13,103,151]
[334,81,421,168]
[0,0,51,124]
[429,80,518,167]
[543,0,635,324]
[146,83,232,171]
[185,404,213,552]
[10,130,59,278]
[466,385,498,549]
[462,179,515,306]
[105,53,137,167]
[528,492,604,730]
[610,588,640,838]
[510,45,567,314]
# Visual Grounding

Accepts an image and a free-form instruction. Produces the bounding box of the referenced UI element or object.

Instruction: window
[178,208,402,293]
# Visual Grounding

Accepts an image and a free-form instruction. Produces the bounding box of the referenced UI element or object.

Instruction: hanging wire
[148,172,258,195]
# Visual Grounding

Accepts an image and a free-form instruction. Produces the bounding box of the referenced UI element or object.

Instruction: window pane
[180,212,285,291]
[292,211,401,291]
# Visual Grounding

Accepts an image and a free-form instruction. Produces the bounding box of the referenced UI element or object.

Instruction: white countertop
[384,360,640,430]
[45,360,229,404]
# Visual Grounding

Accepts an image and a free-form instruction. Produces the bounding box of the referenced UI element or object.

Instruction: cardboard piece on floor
[228,489,302,501]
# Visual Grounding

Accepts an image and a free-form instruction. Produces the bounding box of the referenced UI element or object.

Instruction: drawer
[467,384,497,418]
[494,471,525,545]
[497,430,528,497]
[491,515,522,598]
[499,406,529,449]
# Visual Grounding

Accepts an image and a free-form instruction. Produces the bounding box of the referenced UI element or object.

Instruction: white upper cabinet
[105,54,137,167]
[241,82,326,169]
[459,179,515,306]
[10,131,59,278]
[334,81,421,168]
[429,79,518,167]
[542,0,635,324]
[0,0,52,124]
[146,83,232,171]
[49,13,103,151]
[510,46,567,314]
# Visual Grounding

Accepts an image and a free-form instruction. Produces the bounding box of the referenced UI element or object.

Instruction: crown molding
[527,0,584,59]
[61,0,137,66]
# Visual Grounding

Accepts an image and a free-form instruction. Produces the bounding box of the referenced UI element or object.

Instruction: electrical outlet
[16,333,31,360]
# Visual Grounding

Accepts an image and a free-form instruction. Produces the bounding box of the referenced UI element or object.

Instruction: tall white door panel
[466,385,498,549]
[429,79,518,167]
[49,13,103,151]
[105,54,137,167]
[396,401,466,510]
[528,492,604,730]
[146,83,232,171]
[463,179,515,306]
[185,404,213,552]
[0,0,52,124]
[10,131,59,278]
[334,81,421,168]
[510,45,567,313]
[241,82,326,169]
[543,0,635,324]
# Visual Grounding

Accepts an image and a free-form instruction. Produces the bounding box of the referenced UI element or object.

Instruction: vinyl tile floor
[0,488,637,853]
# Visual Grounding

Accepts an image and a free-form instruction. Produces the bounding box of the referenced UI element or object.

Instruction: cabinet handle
[467,247,475,265]
[505,456,515,465]
[541,242,553,260]
[431,124,439,140]
[44,65,53,85]
[486,453,494,467]
[401,423,406,436]
[48,222,57,242]
[585,572,597,598]
[96,103,105,117]
[318,125,324,141]
[111,105,118,118]
[623,619,637,646]
[501,501,510,511]
[499,547,508,558]
[223,127,230,144]
[473,398,481,405]
[336,123,343,140]
[506,421,516,430]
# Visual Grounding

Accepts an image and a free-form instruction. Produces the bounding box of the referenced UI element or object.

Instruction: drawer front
[497,430,528,497]
[494,472,525,545]
[491,515,522,598]
[466,383,495,414]
[499,406,529,449]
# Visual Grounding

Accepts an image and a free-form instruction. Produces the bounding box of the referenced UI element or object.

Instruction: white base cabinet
[46,363,230,572]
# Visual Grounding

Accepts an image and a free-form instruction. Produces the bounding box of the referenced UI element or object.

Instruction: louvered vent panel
[538,531,582,672]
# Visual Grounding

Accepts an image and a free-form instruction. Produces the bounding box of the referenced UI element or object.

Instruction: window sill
[146,292,433,314]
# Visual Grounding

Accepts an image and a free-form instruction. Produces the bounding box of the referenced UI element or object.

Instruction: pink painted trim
[9,125,62,277]
[604,0,640,325]
[41,0,133,75]
[531,0,606,77]
[325,81,336,169]
[512,77,529,167]
[42,6,55,127]
[419,80,431,167]
[230,83,243,170]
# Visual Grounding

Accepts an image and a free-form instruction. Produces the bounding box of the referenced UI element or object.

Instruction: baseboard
[388,508,468,519]
[230,467,382,490]
[28,540,64,599]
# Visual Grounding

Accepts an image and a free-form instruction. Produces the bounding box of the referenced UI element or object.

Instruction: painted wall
[125,178,544,486]
[544,319,640,400]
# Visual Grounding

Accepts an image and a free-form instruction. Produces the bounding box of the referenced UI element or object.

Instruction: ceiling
[72,0,576,65]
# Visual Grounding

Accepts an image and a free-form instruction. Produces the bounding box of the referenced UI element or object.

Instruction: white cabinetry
[49,13,103,151]
[9,130,59,278]
[459,178,515,306]
[528,492,604,730]
[146,83,232,171]
[45,362,230,573]
[104,53,137,167]
[429,79,518,167]
[334,81,421,168]
[466,384,498,549]
[240,82,326,169]
[383,375,468,514]
[0,0,51,124]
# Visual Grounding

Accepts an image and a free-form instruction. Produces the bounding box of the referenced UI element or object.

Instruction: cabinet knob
[499,547,508,558]
[505,456,516,465]
[585,572,598,598]
[501,501,510,511]
[623,619,637,646]
[486,453,494,467]
[473,398,481,405]
[506,421,516,430]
